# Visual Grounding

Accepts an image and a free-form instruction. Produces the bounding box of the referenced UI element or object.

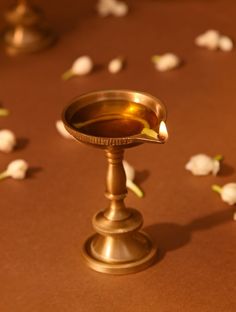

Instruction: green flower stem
[212,184,222,194]
[214,154,223,161]
[126,179,144,198]
[61,69,75,81]
[141,127,158,139]
[0,109,10,117]
[0,171,9,181]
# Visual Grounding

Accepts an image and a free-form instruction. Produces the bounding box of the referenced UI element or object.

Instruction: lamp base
[4,26,55,55]
[82,232,157,275]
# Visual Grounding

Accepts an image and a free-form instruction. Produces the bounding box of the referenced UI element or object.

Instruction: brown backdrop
[0,0,236,311]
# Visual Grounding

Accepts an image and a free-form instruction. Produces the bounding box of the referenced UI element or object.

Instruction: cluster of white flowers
[0,107,29,182]
[186,154,236,219]
[0,159,29,181]
[150,31,233,73]
[62,55,125,80]
[97,0,128,17]
[152,53,181,72]
[195,30,233,51]
[63,30,233,79]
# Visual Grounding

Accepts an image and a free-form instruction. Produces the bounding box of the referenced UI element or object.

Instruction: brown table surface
[0,0,236,311]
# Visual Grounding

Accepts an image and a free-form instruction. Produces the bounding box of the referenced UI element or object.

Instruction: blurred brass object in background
[3,0,55,55]
[63,90,168,274]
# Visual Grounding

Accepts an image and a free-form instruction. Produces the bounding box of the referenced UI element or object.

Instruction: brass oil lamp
[62,90,168,274]
[3,0,55,55]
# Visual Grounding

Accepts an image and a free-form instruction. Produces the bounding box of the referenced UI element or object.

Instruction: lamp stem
[104,148,130,221]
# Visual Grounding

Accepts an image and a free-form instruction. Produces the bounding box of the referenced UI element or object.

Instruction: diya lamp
[3,0,55,55]
[62,90,168,274]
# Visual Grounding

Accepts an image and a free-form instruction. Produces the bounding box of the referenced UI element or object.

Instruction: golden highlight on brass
[3,0,55,55]
[62,90,167,274]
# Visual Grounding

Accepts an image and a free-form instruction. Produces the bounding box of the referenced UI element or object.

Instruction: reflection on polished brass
[3,0,55,55]
[62,90,168,274]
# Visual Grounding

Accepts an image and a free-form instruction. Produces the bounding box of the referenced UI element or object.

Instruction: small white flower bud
[96,0,128,17]
[195,30,220,50]
[221,183,236,205]
[152,53,181,72]
[0,129,16,153]
[212,183,236,206]
[185,154,221,176]
[71,56,93,75]
[123,160,135,181]
[6,159,29,180]
[218,36,233,51]
[108,57,124,74]
[56,120,73,139]
[62,56,93,80]
[123,160,143,198]
[195,34,206,47]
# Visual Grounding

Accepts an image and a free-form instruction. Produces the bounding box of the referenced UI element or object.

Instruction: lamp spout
[131,134,165,144]
[130,121,168,144]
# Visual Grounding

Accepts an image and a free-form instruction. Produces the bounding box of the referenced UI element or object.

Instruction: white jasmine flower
[62,56,93,80]
[123,160,144,198]
[0,129,16,153]
[195,30,220,50]
[212,183,236,206]
[152,53,181,72]
[96,0,128,17]
[0,159,29,181]
[56,120,73,139]
[185,154,222,176]
[195,30,233,51]
[0,108,10,117]
[218,36,233,51]
[108,57,124,74]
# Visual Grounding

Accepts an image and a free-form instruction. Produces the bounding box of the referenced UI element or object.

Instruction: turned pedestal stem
[104,148,130,221]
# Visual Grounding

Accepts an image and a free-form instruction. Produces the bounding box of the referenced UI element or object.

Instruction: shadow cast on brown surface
[27,166,43,179]
[16,137,29,151]
[92,63,104,74]
[219,162,235,177]
[144,207,234,263]
[135,169,150,185]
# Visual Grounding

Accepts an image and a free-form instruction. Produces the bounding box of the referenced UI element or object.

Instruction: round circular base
[82,232,157,275]
[4,31,55,55]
